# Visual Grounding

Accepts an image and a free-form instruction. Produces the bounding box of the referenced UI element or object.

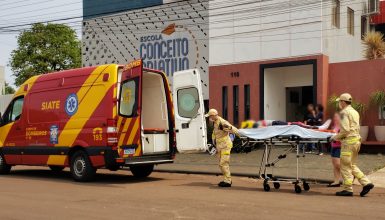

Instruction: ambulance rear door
[172,69,207,153]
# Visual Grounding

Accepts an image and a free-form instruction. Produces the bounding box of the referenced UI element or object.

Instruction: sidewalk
[155,147,385,183]
[368,167,385,188]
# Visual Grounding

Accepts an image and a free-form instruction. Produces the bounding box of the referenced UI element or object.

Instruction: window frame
[244,84,251,120]
[222,86,228,120]
[1,96,24,126]
[233,85,239,125]
[332,0,341,28]
[176,87,200,119]
[347,7,355,36]
[118,77,139,118]
[361,16,367,40]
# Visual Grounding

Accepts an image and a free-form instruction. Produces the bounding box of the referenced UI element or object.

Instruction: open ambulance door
[172,69,207,153]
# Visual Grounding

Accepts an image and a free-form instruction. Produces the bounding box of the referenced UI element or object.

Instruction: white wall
[264,65,313,120]
[322,0,368,63]
[209,0,368,65]
[209,0,323,65]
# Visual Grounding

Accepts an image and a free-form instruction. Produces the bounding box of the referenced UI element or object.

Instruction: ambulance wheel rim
[74,157,86,176]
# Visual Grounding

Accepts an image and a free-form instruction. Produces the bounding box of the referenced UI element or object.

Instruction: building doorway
[260,60,317,121]
[286,86,314,122]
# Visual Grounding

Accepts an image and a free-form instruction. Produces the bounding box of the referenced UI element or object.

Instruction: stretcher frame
[240,136,330,193]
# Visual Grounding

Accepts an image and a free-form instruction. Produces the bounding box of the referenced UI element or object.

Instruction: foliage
[3,82,15,95]
[9,23,81,86]
[327,94,339,115]
[362,31,385,60]
[370,90,385,125]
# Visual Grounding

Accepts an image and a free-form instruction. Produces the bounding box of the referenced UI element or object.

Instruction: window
[222,86,228,120]
[233,85,239,125]
[348,7,355,35]
[361,16,367,40]
[177,87,200,118]
[332,0,340,28]
[244,85,250,120]
[119,79,138,117]
[1,96,24,125]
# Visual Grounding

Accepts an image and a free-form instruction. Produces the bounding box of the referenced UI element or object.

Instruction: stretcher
[239,125,334,193]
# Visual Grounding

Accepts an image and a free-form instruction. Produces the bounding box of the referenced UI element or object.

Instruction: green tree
[9,23,81,86]
[3,82,15,95]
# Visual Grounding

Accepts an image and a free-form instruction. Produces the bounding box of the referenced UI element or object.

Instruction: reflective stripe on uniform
[221,150,231,155]
[341,151,352,156]
[344,137,360,145]
[356,172,365,179]
[344,179,353,186]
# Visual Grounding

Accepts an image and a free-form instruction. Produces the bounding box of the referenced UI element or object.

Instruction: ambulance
[0,60,207,181]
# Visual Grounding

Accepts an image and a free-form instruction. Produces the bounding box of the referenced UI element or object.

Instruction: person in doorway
[315,104,325,126]
[328,113,342,187]
[304,104,317,153]
[315,104,325,155]
[331,93,374,197]
[304,104,317,126]
[206,109,239,187]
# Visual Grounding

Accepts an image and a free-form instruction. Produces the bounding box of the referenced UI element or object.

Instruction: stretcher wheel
[294,184,302,194]
[273,182,280,189]
[263,184,271,192]
[303,183,310,191]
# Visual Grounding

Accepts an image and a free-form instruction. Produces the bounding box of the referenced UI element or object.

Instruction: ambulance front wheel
[70,151,96,182]
[130,164,154,178]
[0,153,11,174]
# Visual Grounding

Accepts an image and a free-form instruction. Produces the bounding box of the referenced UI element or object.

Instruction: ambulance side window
[177,87,200,118]
[119,78,138,117]
[1,96,24,125]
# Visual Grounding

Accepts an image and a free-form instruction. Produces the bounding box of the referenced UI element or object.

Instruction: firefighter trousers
[218,147,232,184]
[340,142,371,192]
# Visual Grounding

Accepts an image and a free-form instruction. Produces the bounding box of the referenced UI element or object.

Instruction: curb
[154,169,333,184]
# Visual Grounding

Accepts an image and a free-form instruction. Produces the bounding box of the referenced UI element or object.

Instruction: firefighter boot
[336,190,353,197]
[218,181,232,187]
[360,183,374,197]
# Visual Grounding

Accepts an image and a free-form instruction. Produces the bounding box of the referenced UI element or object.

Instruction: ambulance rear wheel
[70,151,96,182]
[49,165,64,172]
[0,153,11,174]
[130,164,154,178]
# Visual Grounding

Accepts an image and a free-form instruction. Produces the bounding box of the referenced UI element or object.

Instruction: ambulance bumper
[121,154,174,166]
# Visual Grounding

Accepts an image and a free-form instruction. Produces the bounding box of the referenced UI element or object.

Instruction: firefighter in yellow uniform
[206,109,239,187]
[331,93,374,197]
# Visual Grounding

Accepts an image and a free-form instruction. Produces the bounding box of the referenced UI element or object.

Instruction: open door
[173,69,207,153]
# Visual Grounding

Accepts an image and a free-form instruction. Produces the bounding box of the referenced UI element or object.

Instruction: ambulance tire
[0,153,11,174]
[70,151,96,182]
[49,165,65,172]
[130,164,154,178]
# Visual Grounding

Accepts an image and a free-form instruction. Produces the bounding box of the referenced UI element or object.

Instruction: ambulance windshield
[119,78,138,117]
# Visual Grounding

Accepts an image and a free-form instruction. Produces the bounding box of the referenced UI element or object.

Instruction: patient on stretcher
[241,119,331,130]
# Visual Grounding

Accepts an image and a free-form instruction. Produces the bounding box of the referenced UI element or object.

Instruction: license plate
[124,148,135,155]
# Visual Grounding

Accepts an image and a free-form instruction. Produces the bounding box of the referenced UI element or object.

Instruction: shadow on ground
[6,169,164,185]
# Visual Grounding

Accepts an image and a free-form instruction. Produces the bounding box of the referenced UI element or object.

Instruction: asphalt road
[0,166,384,220]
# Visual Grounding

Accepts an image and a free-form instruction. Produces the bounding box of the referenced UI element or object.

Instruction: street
[0,166,384,220]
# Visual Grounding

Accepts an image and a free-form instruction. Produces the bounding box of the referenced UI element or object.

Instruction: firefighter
[206,109,239,187]
[331,93,374,197]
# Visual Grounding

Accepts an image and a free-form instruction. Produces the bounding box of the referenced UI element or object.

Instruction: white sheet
[239,125,334,140]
